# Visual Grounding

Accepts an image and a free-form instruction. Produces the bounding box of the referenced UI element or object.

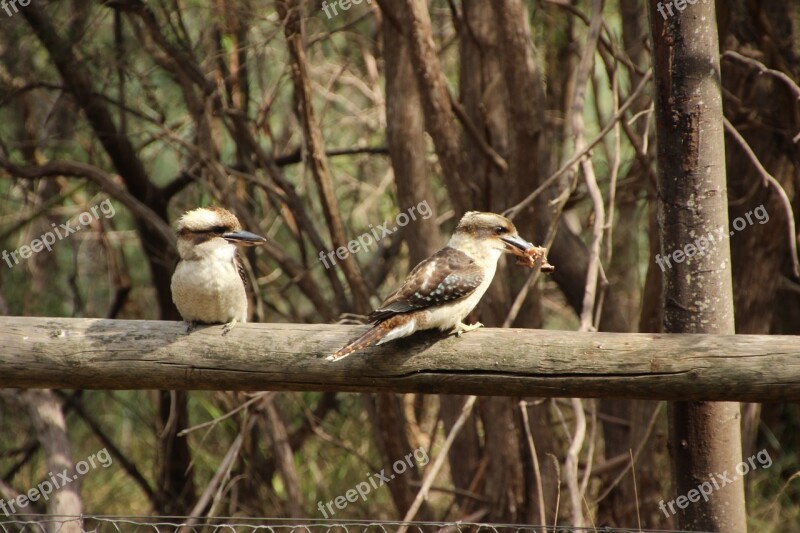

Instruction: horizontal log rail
[1,316,798,401]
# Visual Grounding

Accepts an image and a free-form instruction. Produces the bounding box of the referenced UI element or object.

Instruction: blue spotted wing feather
[369,247,484,322]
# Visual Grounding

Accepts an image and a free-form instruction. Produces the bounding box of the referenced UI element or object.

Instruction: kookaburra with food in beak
[328,211,537,361]
[171,207,266,334]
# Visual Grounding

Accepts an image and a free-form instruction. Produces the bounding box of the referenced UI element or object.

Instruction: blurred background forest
[0,0,799,530]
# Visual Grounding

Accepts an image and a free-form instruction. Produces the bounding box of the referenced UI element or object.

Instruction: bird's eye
[211,226,227,235]
[494,226,507,235]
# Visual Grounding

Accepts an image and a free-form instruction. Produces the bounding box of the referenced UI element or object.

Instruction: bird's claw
[222,319,238,336]
[454,321,483,337]
[185,321,198,334]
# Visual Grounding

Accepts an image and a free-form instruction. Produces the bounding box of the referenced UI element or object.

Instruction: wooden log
[1,316,798,401]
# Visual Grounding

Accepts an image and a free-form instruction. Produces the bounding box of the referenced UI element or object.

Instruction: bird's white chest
[424,260,497,331]
[171,248,248,323]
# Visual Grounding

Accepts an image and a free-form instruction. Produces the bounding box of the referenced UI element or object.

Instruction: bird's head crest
[176,207,243,234]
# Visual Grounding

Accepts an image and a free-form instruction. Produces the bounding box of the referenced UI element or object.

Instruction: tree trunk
[22,390,83,533]
[383,4,441,266]
[365,393,432,519]
[156,391,195,515]
[648,0,747,530]
[719,0,800,466]
[380,8,441,521]
[401,0,471,214]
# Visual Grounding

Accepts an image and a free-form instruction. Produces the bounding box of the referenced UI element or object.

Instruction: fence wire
[0,516,713,533]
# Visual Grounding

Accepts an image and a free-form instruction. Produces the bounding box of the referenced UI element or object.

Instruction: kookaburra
[328,211,536,361]
[171,207,266,334]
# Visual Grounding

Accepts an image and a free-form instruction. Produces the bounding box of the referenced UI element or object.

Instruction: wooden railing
[1,316,798,401]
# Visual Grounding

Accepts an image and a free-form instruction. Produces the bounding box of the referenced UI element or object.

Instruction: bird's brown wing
[369,247,484,322]
[234,252,248,287]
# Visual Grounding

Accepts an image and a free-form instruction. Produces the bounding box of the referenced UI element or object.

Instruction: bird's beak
[501,234,534,254]
[223,230,267,247]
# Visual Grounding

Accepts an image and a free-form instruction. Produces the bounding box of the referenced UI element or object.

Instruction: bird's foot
[185,321,198,334]
[454,321,483,337]
[222,318,238,336]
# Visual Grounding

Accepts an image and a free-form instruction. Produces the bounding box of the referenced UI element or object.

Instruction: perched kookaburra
[171,207,266,334]
[328,211,536,361]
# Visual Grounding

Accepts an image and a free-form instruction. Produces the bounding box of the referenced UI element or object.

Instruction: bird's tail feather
[327,316,405,362]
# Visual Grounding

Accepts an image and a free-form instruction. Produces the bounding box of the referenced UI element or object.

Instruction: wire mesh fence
[0,516,712,533]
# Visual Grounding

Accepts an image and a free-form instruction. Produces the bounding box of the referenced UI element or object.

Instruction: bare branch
[504,70,653,220]
[0,158,176,249]
[569,0,604,333]
[398,396,478,530]
[520,401,547,530]
[723,117,800,278]
[278,0,372,314]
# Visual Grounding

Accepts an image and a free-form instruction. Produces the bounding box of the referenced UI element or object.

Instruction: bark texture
[648,0,747,530]
[1,317,799,401]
